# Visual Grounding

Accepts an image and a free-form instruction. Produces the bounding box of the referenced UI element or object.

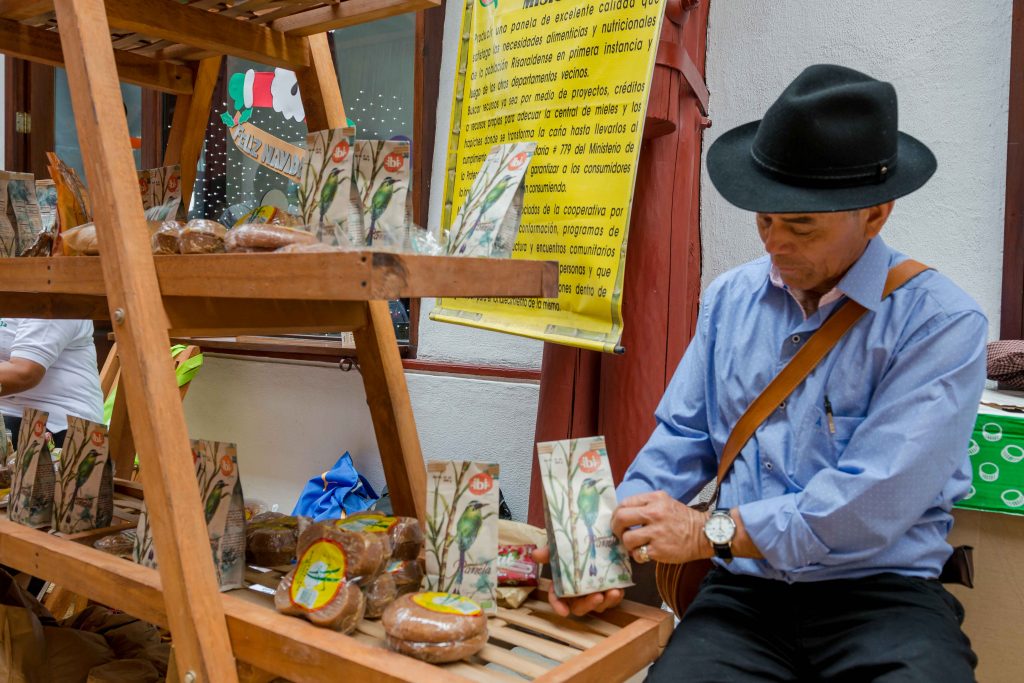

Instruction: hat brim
[706,120,937,213]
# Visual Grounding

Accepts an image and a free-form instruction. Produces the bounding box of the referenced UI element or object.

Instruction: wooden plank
[0,292,110,320]
[521,599,620,637]
[0,254,558,302]
[0,0,53,21]
[295,32,347,130]
[163,57,222,208]
[104,0,310,69]
[476,643,552,678]
[0,520,471,682]
[52,1,237,680]
[162,297,368,336]
[272,0,440,36]
[0,18,193,94]
[496,609,603,650]
[1002,0,1024,339]
[450,662,524,683]
[488,620,582,662]
[536,620,661,683]
[98,341,121,397]
[354,300,427,521]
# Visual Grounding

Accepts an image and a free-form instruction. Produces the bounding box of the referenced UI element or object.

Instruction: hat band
[750,147,897,188]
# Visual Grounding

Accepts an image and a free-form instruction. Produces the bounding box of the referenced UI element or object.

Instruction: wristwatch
[703,509,737,561]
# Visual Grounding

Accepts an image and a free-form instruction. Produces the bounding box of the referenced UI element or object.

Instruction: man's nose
[761,225,791,255]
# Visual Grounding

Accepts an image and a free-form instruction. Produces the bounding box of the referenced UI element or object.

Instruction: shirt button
[791,335,801,344]
[778,400,786,409]
[765,462,774,471]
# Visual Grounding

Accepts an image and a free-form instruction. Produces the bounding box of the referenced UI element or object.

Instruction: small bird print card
[54,415,113,534]
[446,142,536,258]
[134,439,245,591]
[298,127,360,247]
[9,408,55,528]
[425,461,499,613]
[354,140,411,248]
[537,436,633,598]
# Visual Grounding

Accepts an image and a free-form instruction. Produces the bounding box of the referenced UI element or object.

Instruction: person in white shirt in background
[0,318,104,449]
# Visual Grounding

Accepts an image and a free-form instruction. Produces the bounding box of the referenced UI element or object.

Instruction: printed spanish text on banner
[431,0,667,353]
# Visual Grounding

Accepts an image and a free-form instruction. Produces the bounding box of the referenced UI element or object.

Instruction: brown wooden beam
[162,297,368,336]
[104,0,310,69]
[272,0,439,36]
[0,17,193,94]
[1001,0,1024,339]
[0,0,53,21]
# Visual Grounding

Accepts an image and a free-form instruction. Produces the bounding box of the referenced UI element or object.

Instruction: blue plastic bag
[292,452,379,521]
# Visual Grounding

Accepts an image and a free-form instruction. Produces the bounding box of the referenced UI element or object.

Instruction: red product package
[497,544,539,587]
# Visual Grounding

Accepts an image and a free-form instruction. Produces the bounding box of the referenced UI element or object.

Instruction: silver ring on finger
[635,544,651,564]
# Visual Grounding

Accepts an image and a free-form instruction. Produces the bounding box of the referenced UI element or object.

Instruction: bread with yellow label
[382,592,488,662]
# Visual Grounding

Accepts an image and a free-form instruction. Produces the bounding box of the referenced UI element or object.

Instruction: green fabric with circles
[955,413,1024,515]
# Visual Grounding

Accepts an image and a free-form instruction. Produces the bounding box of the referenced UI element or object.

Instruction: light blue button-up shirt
[618,237,987,581]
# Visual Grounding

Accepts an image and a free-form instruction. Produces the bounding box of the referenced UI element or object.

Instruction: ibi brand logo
[469,472,494,495]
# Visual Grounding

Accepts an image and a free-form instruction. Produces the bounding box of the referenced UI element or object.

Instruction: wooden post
[52,1,238,680]
[295,33,427,520]
[164,56,222,209]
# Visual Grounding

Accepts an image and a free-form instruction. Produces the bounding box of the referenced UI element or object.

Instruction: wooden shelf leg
[164,56,223,209]
[354,301,427,521]
[52,1,238,680]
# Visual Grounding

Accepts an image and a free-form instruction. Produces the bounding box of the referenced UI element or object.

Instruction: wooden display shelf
[0,253,558,302]
[0,517,671,683]
[0,254,558,335]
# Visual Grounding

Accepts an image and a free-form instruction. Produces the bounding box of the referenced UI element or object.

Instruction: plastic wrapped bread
[151,221,182,255]
[274,568,365,633]
[363,572,398,619]
[245,512,312,568]
[224,223,317,252]
[299,521,390,581]
[179,219,226,254]
[382,592,488,663]
[333,512,424,562]
[386,559,424,596]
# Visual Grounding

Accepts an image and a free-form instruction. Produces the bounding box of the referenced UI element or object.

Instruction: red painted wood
[529,1,711,527]
[1001,0,1024,340]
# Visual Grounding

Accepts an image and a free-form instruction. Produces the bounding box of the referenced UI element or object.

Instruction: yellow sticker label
[413,592,482,617]
[290,540,347,611]
[335,514,397,534]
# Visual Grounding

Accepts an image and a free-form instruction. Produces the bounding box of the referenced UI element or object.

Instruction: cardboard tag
[425,461,499,613]
[537,436,633,598]
[54,416,113,533]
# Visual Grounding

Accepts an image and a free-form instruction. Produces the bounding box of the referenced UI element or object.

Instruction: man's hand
[611,491,713,565]
[531,546,625,617]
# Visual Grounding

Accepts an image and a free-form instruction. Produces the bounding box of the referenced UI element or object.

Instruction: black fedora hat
[706,64,936,213]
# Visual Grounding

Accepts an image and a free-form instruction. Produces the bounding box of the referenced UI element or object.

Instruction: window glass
[54,67,142,176]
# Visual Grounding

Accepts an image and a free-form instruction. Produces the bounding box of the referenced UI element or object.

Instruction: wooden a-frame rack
[0,2,671,682]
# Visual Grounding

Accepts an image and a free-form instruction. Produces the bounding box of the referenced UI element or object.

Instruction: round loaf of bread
[274,568,366,634]
[297,522,390,581]
[363,572,398,619]
[382,592,487,644]
[225,223,317,252]
[333,513,423,561]
[385,631,488,663]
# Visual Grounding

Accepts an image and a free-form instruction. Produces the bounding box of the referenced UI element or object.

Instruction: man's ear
[863,200,895,239]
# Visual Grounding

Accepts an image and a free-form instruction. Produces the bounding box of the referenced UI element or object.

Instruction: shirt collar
[768,236,891,313]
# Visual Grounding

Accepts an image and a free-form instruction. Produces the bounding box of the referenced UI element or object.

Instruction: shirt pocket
[797,407,866,481]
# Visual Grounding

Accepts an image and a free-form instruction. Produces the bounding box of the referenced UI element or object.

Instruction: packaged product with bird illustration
[537,436,633,598]
[446,142,536,257]
[425,461,499,613]
[298,127,362,247]
[134,439,245,591]
[53,415,113,533]
[8,408,55,528]
[353,139,411,248]
[0,171,45,257]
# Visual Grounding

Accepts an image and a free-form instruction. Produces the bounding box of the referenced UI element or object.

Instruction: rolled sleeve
[739,494,830,570]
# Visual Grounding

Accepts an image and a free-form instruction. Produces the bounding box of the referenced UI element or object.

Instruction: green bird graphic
[455,500,486,587]
[578,478,601,577]
[204,480,228,525]
[459,175,514,254]
[367,177,397,246]
[69,449,100,510]
[318,168,343,227]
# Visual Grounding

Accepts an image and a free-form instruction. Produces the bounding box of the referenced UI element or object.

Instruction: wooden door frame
[1001,0,1024,339]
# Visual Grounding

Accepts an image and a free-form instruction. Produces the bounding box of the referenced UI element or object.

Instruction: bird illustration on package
[459,175,514,254]
[368,177,397,245]
[455,500,486,587]
[318,168,343,227]
[578,478,602,577]
[204,479,229,525]
[70,449,100,507]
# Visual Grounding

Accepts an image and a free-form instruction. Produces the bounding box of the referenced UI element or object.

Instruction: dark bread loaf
[334,512,424,562]
[225,223,317,252]
[298,521,389,581]
[274,569,365,633]
[363,572,398,619]
[246,513,311,567]
[382,592,487,644]
[385,631,488,663]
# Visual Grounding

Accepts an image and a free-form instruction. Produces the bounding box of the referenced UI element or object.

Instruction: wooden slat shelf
[0,253,558,302]
[0,0,441,70]
[0,519,671,683]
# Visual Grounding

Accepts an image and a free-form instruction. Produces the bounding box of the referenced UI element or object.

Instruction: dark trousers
[2,414,65,451]
[647,569,977,683]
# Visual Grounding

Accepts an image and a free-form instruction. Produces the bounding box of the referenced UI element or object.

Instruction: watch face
[705,513,736,545]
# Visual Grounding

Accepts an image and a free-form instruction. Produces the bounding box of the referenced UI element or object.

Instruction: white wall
[701,0,1012,338]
